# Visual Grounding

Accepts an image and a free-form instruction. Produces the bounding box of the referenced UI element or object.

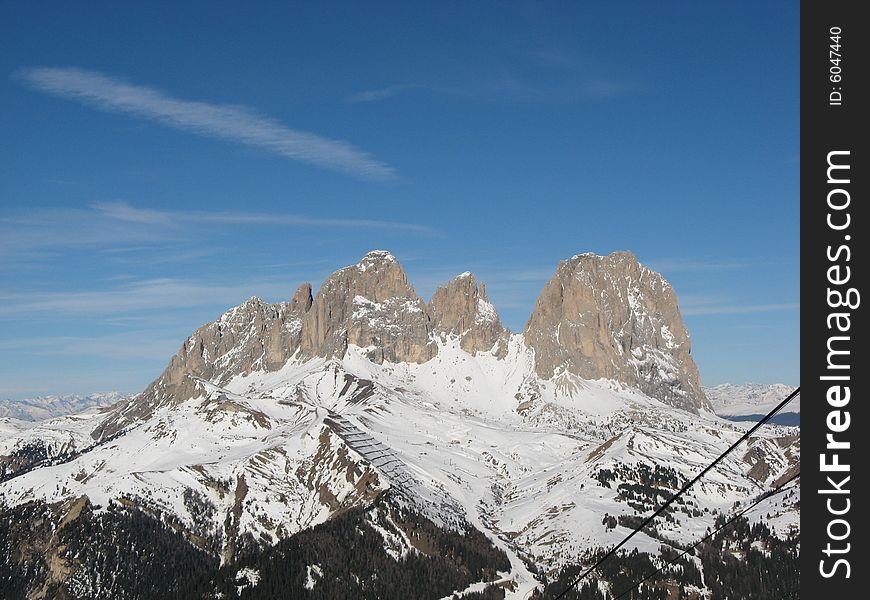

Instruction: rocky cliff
[300,250,435,364]
[428,272,509,356]
[95,249,709,439]
[523,251,709,412]
[93,287,313,439]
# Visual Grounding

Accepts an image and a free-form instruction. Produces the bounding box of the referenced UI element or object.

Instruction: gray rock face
[300,251,436,364]
[162,292,312,387]
[94,290,313,439]
[95,249,710,439]
[429,273,508,356]
[93,252,434,439]
[523,251,709,412]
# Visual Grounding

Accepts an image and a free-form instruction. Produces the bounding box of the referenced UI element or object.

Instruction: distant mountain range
[0,392,129,421]
[705,382,799,425]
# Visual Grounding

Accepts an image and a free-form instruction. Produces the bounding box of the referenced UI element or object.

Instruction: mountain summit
[1,251,797,599]
[301,250,436,364]
[429,272,509,356]
[96,250,707,440]
[525,251,709,412]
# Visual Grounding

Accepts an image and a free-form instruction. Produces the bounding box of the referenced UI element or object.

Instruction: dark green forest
[0,493,797,600]
[0,493,509,600]
[534,514,799,599]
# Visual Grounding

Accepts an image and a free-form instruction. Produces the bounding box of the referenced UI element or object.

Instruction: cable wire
[553,386,800,599]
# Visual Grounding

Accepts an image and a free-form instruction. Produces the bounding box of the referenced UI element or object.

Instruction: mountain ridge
[95,249,708,441]
[0,250,798,599]
[705,382,799,424]
[0,392,128,422]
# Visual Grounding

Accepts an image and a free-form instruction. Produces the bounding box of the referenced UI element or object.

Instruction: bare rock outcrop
[523,251,709,412]
[95,249,711,439]
[94,288,312,439]
[301,251,436,363]
[428,273,508,356]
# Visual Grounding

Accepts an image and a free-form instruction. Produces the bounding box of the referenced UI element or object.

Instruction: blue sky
[0,2,799,398]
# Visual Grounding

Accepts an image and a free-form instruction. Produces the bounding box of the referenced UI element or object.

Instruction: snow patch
[304,564,323,590]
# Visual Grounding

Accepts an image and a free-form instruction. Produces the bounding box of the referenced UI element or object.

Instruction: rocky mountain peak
[300,252,435,364]
[429,272,508,356]
[524,251,709,412]
[93,285,313,439]
[290,283,314,312]
[93,249,712,440]
[358,249,398,267]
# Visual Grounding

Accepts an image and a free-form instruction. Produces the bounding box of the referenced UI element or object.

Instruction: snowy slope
[0,338,799,596]
[0,392,128,421]
[705,383,799,418]
[0,252,800,597]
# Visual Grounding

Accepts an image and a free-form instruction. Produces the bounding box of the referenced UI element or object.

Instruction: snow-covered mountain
[0,251,799,599]
[0,392,128,421]
[705,383,799,424]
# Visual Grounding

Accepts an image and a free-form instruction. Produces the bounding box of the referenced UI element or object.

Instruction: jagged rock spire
[95,249,711,440]
[300,251,436,363]
[429,272,508,356]
[94,287,314,439]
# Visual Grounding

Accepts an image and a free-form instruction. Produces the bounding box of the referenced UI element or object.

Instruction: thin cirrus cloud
[90,201,434,233]
[647,257,782,273]
[0,201,433,261]
[15,67,395,181]
[347,77,635,104]
[345,48,640,105]
[0,276,295,318]
[0,333,180,361]
[681,303,799,316]
[347,83,427,103]
[92,201,176,226]
[678,294,799,316]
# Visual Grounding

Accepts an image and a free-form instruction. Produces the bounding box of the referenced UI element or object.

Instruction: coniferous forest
[0,491,797,600]
[534,514,799,600]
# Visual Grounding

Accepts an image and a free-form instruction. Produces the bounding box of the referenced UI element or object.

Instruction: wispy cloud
[346,44,640,105]
[0,276,295,318]
[347,77,636,104]
[0,206,176,260]
[0,332,179,361]
[92,201,175,226]
[91,201,434,233]
[0,201,433,266]
[681,302,799,316]
[347,84,426,103]
[16,67,395,180]
[648,257,779,273]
